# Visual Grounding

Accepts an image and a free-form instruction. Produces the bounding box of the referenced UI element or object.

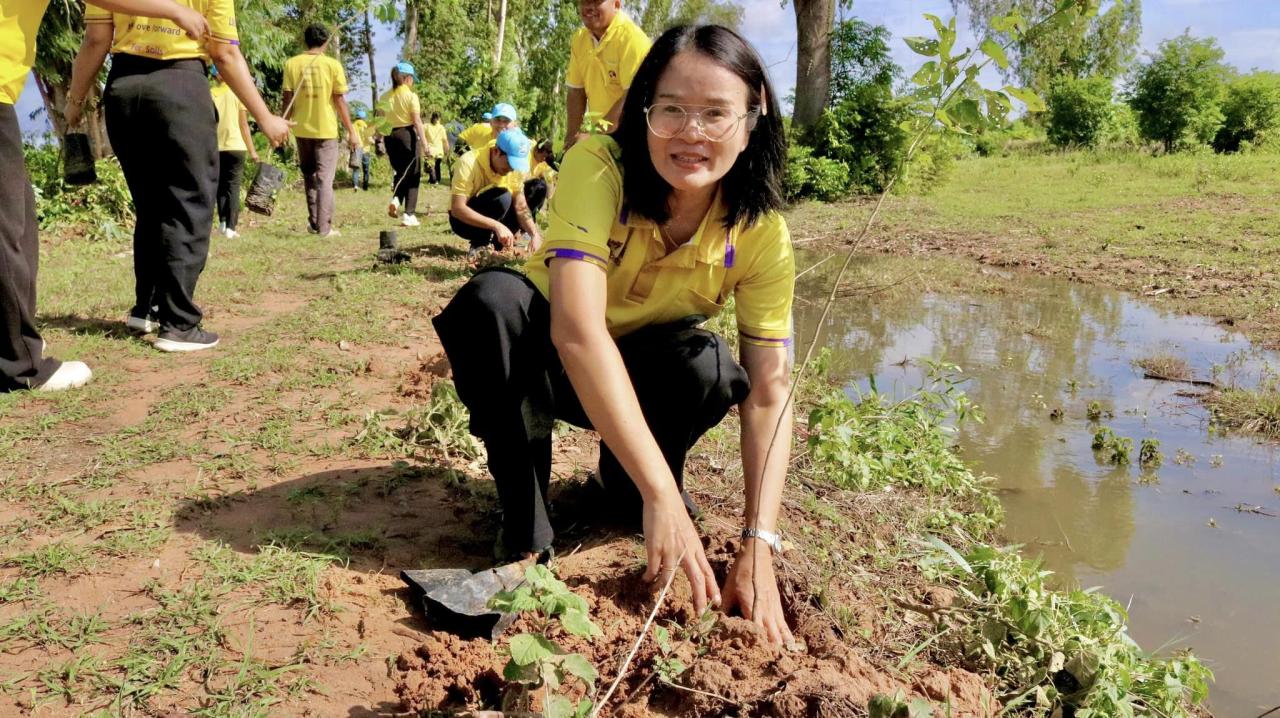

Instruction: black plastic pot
[62,133,97,186]
[245,162,286,216]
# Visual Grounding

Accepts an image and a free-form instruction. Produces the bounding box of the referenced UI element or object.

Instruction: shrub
[1128,34,1231,152]
[24,139,133,241]
[804,85,912,194]
[783,143,852,202]
[1046,75,1116,148]
[1213,71,1280,153]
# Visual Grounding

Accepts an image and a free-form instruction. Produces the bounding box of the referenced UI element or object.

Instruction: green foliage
[636,0,744,36]
[1046,75,1116,147]
[805,361,1002,535]
[783,144,852,202]
[805,86,912,194]
[829,19,899,106]
[1128,33,1231,152]
[489,564,600,716]
[349,381,483,461]
[1138,438,1162,468]
[923,540,1212,716]
[23,141,133,241]
[1091,427,1132,465]
[1213,71,1280,153]
[869,691,936,718]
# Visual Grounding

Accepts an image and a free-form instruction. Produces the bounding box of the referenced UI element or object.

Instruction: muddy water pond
[794,255,1280,717]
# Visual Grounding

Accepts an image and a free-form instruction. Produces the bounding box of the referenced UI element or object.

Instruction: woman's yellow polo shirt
[525,136,794,347]
[84,0,239,61]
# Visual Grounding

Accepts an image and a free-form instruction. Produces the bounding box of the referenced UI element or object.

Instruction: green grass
[1209,384,1280,437]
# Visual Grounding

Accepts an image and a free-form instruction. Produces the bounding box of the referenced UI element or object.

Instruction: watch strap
[741,527,782,553]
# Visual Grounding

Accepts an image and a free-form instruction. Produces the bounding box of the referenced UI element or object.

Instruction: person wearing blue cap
[377,62,428,227]
[459,103,516,151]
[209,64,258,239]
[449,127,543,262]
[350,107,374,191]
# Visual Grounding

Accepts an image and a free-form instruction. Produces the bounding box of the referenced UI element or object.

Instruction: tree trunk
[332,32,343,66]
[792,0,835,132]
[494,0,508,68]
[403,0,419,56]
[365,8,378,107]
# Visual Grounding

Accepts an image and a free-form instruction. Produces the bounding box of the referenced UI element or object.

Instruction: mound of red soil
[391,538,997,717]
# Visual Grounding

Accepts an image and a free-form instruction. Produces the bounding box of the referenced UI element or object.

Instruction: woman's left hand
[721,542,794,647]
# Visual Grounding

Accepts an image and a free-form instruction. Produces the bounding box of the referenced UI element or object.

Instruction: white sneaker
[324,229,342,238]
[387,197,400,218]
[36,361,92,392]
[126,315,160,334]
[400,214,420,227]
[223,228,240,239]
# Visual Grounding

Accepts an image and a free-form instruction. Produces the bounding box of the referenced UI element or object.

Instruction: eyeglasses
[644,103,760,142]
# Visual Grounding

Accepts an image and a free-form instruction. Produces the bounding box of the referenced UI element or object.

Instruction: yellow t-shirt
[425,121,449,156]
[283,52,348,140]
[210,83,247,152]
[566,13,651,117]
[451,142,525,199]
[352,119,374,151]
[530,161,557,183]
[378,84,420,130]
[0,0,51,104]
[459,122,494,151]
[84,0,239,62]
[525,136,794,345]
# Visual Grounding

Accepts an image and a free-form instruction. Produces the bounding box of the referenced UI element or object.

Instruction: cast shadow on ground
[175,460,634,577]
[404,242,468,261]
[40,314,135,339]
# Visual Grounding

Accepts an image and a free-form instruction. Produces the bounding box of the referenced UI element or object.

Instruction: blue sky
[15,0,1279,135]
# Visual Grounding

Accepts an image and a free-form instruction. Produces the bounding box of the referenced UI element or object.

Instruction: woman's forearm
[67,30,112,110]
[739,347,793,534]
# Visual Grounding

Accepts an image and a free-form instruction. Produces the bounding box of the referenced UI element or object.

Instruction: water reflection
[793,254,1280,717]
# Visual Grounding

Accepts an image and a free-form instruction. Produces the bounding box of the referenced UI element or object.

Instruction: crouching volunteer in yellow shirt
[209,64,258,239]
[351,108,374,191]
[432,26,796,647]
[424,111,449,184]
[448,127,543,263]
[378,62,427,227]
[2,0,208,390]
[68,0,291,352]
[522,139,557,220]
[458,110,494,152]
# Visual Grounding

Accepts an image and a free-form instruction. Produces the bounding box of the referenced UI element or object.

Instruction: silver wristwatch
[741,527,783,553]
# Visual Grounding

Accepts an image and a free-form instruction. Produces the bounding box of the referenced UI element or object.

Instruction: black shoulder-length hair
[617,25,786,230]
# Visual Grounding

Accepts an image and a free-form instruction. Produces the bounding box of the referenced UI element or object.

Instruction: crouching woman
[432,25,795,645]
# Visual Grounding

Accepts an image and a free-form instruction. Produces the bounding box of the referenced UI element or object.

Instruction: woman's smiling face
[646,51,754,197]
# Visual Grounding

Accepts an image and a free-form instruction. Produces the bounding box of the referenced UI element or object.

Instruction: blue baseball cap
[355,108,368,120]
[482,112,493,121]
[208,64,219,78]
[495,128,533,173]
[491,102,517,122]
[395,61,416,78]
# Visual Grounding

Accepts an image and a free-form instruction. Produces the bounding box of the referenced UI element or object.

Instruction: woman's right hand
[642,492,720,616]
[260,115,293,147]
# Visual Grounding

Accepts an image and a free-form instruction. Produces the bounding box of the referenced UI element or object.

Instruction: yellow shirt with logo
[425,121,449,156]
[0,0,51,104]
[352,119,374,151]
[566,13,651,117]
[525,136,794,345]
[210,83,247,152]
[459,122,494,151]
[283,52,348,140]
[378,84,420,130]
[451,142,525,199]
[84,0,239,62]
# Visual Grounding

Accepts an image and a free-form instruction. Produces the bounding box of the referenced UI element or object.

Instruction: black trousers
[385,126,420,215]
[0,103,59,391]
[448,188,518,249]
[104,55,216,332]
[432,269,750,555]
[216,150,245,231]
[523,178,548,220]
[428,157,442,184]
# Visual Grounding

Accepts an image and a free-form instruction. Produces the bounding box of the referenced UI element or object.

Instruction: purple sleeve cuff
[545,248,608,270]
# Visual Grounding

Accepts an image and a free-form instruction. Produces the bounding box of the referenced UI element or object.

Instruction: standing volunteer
[283,24,359,238]
[378,61,427,228]
[1,0,207,390]
[424,111,449,184]
[459,104,515,152]
[68,0,291,352]
[209,64,257,239]
[564,0,650,150]
[433,25,796,646]
[351,108,373,191]
[448,128,542,263]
